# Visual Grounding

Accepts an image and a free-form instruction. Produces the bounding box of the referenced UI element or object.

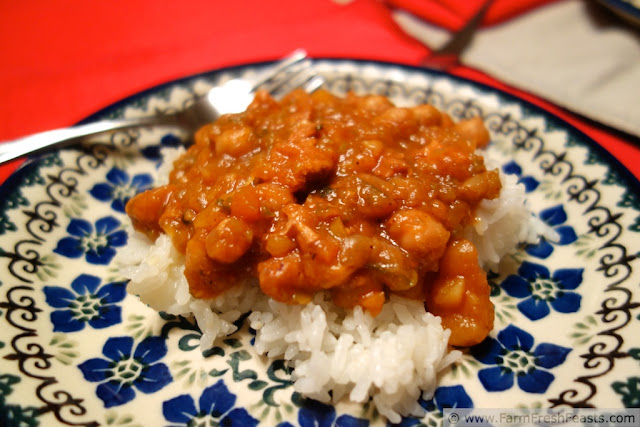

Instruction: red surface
[1,0,637,185]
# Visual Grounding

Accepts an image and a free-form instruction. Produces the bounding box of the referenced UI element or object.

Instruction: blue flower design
[423,385,473,412]
[394,385,473,426]
[472,325,570,394]
[90,167,153,213]
[43,274,126,332]
[163,380,258,427]
[502,261,583,320]
[53,216,127,265]
[526,205,577,259]
[502,160,539,192]
[141,133,183,162]
[286,399,369,427]
[78,336,172,408]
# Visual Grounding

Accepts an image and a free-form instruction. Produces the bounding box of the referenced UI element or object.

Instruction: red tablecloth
[1,0,638,184]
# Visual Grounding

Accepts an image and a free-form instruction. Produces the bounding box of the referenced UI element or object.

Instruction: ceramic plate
[598,0,640,26]
[1,59,639,426]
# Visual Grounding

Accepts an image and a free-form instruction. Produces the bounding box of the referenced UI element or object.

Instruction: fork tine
[261,59,324,96]
[250,49,308,91]
[286,65,325,94]
[303,74,325,93]
[251,50,324,97]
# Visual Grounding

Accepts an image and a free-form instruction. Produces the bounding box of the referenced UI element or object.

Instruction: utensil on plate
[0,49,323,166]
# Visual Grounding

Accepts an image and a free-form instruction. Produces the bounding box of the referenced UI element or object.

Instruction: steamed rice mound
[120,230,461,421]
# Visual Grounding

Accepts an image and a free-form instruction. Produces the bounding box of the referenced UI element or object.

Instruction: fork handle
[0,115,168,166]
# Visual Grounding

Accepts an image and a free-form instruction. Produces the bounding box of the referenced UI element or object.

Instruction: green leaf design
[0,374,41,426]
[262,359,294,406]
[224,338,243,349]
[49,334,79,365]
[449,354,481,380]
[249,380,269,390]
[203,346,225,358]
[125,314,156,340]
[618,188,640,210]
[260,406,271,419]
[537,179,564,200]
[171,359,228,388]
[573,233,599,259]
[508,249,527,266]
[0,191,28,235]
[34,254,62,281]
[515,401,544,410]
[0,151,62,235]
[570,315,598,346]
[493,295,517,325]
[106,266,127,283]
[159,313,209,353]
[488,136,515,158]
[62,193,89,218]
[178,333,203,352]
[104,410,143,427]
[209,368,228,377]
[487,271,501,297]
[419,411,443,427]
[0,404,40,427]
[0,374,20,399]
[612,377,640,408]
[228,350,258,382]
[584,150,603,166]
[601,170,620,186]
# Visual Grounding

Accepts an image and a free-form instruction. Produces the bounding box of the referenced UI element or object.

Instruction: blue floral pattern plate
[1,59,639,426]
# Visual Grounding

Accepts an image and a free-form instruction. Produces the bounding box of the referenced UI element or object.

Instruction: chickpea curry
[126,89,501,347]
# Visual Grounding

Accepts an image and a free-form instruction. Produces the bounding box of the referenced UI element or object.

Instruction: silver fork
[391,0,495,70]
[421,0,494,70]
[0,49,323,165]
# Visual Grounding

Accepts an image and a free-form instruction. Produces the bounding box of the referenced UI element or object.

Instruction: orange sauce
[126,89,500,346]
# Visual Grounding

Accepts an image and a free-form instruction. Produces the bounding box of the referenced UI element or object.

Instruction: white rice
[116,146,546,423]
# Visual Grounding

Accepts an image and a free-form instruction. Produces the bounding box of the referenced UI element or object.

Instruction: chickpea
[378,107,412,126]
[205,217,253,263]
[215,126,253,157]
[454,116,491,149]
[386,209,450,260]
[413,104,442,127]
[358,94,393,114]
